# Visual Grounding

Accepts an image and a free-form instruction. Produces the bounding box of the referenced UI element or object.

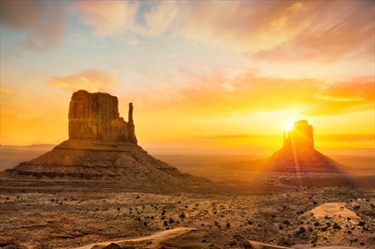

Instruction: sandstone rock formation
[265,120,348,173]
[3,90,208,192]
[68,90,137,143]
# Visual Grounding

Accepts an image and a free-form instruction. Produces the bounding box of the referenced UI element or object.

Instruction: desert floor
[1,185,374,249]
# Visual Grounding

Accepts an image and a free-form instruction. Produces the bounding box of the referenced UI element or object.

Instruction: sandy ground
[73,227,194,249]
[310,203,359,220]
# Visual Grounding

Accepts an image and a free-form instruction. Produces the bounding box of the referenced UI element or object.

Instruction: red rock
[68,90,136,144]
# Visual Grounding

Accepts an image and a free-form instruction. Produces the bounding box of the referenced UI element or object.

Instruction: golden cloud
[0,86,15,95]
[48,69,118,92]
[315,81,373,102]
[315,134,375,143]
[140,0,373,64]
[128,71,374,119]
[77,1,139,37]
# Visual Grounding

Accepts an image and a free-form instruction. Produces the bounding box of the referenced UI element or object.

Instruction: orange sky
[1,1,374,150]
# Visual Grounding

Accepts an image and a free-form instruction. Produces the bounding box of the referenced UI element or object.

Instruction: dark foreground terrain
[1,185,374,249]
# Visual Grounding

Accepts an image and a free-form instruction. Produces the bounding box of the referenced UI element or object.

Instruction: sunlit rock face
[4,90,208,191]
[266,120,348,173]
[68,90,137,144]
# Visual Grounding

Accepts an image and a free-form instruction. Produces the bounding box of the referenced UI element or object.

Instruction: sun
[286,122,294,131]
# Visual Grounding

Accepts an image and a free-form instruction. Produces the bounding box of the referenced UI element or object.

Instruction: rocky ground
[0,186,374,249]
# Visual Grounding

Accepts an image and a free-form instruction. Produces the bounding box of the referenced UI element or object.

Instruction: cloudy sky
[1,0,374,150]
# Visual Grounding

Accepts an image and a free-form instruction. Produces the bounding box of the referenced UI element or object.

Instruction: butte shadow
[0,90,211,194]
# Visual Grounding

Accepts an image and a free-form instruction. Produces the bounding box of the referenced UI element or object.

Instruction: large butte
[2,90,209,193]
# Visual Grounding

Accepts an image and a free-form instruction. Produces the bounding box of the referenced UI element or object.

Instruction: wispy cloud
[196,134,278,139]
[0,1,68,51]
[0,86,15,95]
[127,71,374,118]
[316,134,375,143]
[162,53,179,58]
[48,69,118,92]
[77,1,139,37]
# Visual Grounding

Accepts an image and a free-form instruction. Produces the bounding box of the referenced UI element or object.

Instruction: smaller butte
[265,120,349,174]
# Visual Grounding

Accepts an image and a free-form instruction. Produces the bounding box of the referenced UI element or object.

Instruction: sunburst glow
[286,123,294,131]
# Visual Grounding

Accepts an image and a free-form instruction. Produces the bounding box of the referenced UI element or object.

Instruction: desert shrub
[247,220,253,225]
[321,227,327,231]
[226,223,231,228]
[296,227,305,235]
[163,221,168,226]
[314,222,320,226]
[359,221,366,226]
[179,213,186,219]
[214,221,219,226]
[135,196,140,199]
[169,218,175,224]
[283,220,290,225]
[144,222,147,226]
[117,207,120,211]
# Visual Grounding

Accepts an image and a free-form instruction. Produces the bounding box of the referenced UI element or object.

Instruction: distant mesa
[3,90,208,192]
[265,120,348,173]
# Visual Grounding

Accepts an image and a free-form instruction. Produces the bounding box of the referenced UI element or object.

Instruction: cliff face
[68,90,137,144]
